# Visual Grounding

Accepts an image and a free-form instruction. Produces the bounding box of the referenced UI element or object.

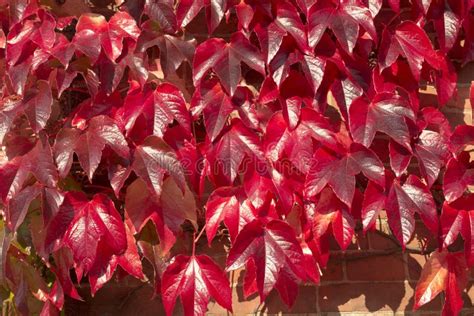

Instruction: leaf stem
[194,225,206,244]
[192,226,206,255]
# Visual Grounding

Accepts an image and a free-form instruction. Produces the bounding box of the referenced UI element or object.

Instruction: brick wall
[65,232,474,316]
[63,62,474,316]
[58,3,474,315]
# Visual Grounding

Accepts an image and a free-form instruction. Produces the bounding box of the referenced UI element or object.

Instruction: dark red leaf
[308,2,376,55]
[0,96,25,144]
[23,80,53,133]
[6,185,40,232]
[191,79,234,141]
[176,0,229,34]
[379,21,440,80]
[450,125,474,156]
[144,0,177,34]
[386,175,437,247]
[125,178,196,254]
[63,193,127,274]
[54,116,130,180]
[193,32,265,96]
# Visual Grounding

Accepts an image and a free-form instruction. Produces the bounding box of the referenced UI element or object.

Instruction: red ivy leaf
[414,251,468,316]
[54,116,130,180]
[191,79,234,141]
[125,177,196,254]
[379,21,440,80]
[386,175,438,247]
[193,31,265,96]
[361,179,387,232]
[0,135,57,205]
[176,0,229,34]
[450,125,474,156]
[305,143,385,207]
[205,186,255,244]
[74,11,140,62]
[62,193,127,275]
[0,96,23,144]
[208,119,266,184]
[309,188,355,250]
[226,219,306,301]
[443,152,474,203]
[273,1,310,54]
[132,135,186,198]
[441,195,474,267]
[161,254,232,316]
[308,2,376,54]
[144,0,178,34]
[23,80,53,133]
[350,93,415,149]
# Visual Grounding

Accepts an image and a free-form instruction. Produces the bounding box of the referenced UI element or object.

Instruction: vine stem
[192,226,206,255]
[194,226,206,244]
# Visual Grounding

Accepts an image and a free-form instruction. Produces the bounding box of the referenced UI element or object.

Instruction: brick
[420,83,471,110]
[406,222,439,252]
[195,237,229,268]
[262,286,318,314]
[328,234,342,251]
[456,63,474,85]
[207,285,261,315]
[346,254,406,281]
[230,266,246,286]
[346,230,370,251]
[406,253,428,281]
[321,254,345,283]
[369,231,398,250]
[47,0,91,17]
[374,216,391,232]
[420,84,472,126]
[441,105,472,127]
[318,282,408,313]
[66,283,172,316]
[207,285,318,314]
[318,281,442,313]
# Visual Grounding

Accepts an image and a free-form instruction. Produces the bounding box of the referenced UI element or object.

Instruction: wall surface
[58,2,474,315]
[63,59,474,316]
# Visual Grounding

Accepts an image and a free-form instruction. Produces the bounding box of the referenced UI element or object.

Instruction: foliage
[0,0,473,315]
